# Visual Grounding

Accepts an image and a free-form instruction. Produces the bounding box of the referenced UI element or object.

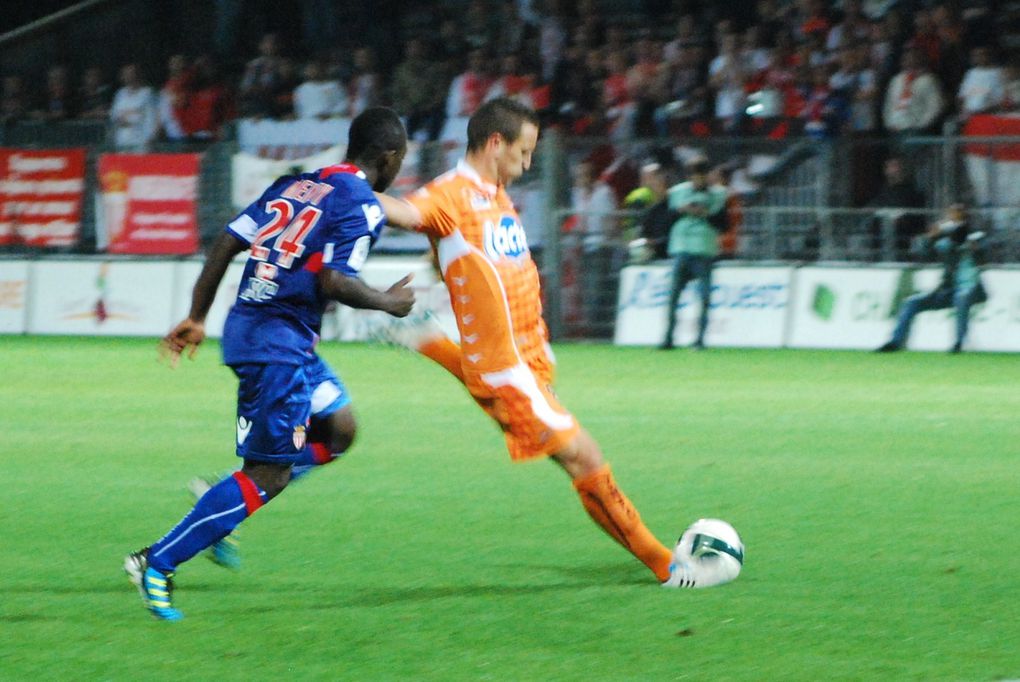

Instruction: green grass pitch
[1,336,1018,680]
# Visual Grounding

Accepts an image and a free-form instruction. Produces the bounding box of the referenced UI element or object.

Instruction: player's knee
[552,429,605,479]
[242,461,292,499]
[327,414,357,454]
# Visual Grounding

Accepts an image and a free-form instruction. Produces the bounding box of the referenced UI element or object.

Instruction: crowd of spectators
[0,0,1016,149]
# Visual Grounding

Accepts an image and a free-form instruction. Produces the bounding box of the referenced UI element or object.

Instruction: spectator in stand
[436,17,470,72]
[1002,56,1020,112]
[32,65,77,122]
[78,66,111,120]
[625,160,676,261]
[883,47,945,135]
[109,63,158,151]
[0,74,29,125]
[932,3,968,101]
[270,57,300,119]
[537,0,567,83]
[796,0,831,43]
[663,14,707,63]
[239,32,286,118]
[602,48,635,140]
[741,25,773,74]
[654,43,710,134]
[827,0,872,53]
[801,64,847,137]
[627,34,664,138]
[390,37,447,141]
[866,155,926,260]
[957,46,1005,118]
[708,32,748,132]
[293,59,348,120]
[830,44,878,132]
[493,3,529,60]
[180,55,232,140]
[550,42,602,134]
[445,48,492,120]
[158,54,192,142]
[463,0,496,51]
[486,53,537,108]
[348,46,382,118]
[908,10,942,72]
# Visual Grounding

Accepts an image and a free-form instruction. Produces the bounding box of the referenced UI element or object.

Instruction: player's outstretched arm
[374,192,422,230]
[319,270,415,318]
[161,232,247,366]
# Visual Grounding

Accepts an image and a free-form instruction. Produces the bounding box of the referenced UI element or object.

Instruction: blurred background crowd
[1,0,1015,147]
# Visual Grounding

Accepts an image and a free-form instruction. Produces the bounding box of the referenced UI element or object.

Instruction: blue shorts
[231,355,351,463]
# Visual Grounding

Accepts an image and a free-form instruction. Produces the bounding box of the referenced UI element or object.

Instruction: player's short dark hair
[467,97,540,153]
[347,106,407,161]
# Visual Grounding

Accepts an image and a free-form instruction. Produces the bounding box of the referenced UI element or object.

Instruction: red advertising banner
[0,148,86,247]
[98,153,200,255]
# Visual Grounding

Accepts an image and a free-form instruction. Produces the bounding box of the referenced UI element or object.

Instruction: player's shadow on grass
[317,562,648,609]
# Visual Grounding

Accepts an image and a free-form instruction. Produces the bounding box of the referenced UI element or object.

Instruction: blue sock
[149,472,267,574]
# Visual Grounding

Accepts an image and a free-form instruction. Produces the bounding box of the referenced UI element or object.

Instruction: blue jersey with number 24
[221,163,385,366]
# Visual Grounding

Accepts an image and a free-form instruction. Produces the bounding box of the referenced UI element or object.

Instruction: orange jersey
[407,160,578,459]
[407,160,547,377]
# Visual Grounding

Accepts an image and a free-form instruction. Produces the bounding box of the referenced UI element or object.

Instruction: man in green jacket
[660,157,728,350]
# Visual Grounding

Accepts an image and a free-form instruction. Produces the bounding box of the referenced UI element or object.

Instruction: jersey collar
[319,163,367,180]
[456,159,499,196]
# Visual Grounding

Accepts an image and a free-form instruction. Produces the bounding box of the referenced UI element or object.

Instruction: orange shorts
[464,357,579,461]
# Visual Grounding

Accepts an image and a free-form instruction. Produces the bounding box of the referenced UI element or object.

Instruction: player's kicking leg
[372,310,464,381]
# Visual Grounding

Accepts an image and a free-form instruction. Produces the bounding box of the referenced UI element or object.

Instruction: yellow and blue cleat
[124,548,183,621]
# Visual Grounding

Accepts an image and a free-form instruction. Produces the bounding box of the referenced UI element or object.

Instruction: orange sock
[572,465,673,582]
[419,337,465,382]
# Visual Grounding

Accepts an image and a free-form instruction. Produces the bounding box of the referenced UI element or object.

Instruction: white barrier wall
[0,256,453,341]
[3,258,1018,352]
[614,262,1020,351]
[0,261,29,332]
[787,266,906,349]
[614,263,792,347]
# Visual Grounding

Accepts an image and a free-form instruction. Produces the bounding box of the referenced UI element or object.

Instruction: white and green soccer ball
[672,518,744,588]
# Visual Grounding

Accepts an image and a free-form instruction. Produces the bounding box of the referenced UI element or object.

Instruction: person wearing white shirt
[957,47,1004,117]
[109,63,158,150]
[293,61,348,119]
[883,48,945,133]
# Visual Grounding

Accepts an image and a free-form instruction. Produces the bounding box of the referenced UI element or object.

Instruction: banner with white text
[97,153,200,255]
[0,148,86,247]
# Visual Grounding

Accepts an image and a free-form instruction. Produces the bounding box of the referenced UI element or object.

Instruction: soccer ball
[672,518,744,588]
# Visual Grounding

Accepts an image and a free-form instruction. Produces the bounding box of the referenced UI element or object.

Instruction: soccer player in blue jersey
[124,106,414,621]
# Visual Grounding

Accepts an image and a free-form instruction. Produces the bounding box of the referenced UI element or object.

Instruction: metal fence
[4,119,1020,339]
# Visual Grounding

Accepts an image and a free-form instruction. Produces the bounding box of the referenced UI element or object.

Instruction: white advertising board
[171,259,246,339]
[788,266,905,349]
[0,260,29,333]
[614,263,793,347]
[28,260,175,336]
[789,266,1020,351]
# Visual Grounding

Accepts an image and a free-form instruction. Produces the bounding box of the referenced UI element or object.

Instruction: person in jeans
[660,157,727,350]
[877,204,988,354]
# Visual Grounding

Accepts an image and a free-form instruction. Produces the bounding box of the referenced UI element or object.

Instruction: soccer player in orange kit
[376,97,720,587]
